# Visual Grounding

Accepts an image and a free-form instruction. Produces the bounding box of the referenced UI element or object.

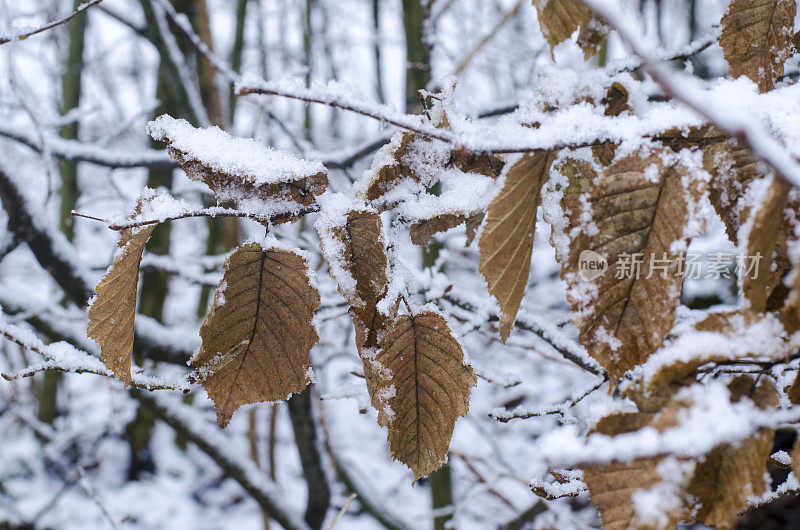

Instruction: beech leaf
[479,152,555,342]
[87,223,157,385]
[555,148,705,382]
[148,115,328,210]
[741,177,790,311]
[536,0,607,58]
[410,211,484,247]
[720,0,796,92]
[687,377,777,528]
[192,242,320,427]
[370,310,476,479]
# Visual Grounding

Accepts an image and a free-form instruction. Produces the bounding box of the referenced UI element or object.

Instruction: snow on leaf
[147,114,327,211]
[192,241,319,427]
[371,310,476,479]
[637,309,790,389]
[554,147,706,382]
[87,200,158,386]
[702,136,765,243]
[316,201,395,404]
[356,131,428,206]
[583,391,687,530]
[720,0,796,92]
[686,376,777,528]
[479,152,555,342]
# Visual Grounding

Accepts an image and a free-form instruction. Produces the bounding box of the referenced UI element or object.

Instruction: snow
[632,309,793,387]
[147,115,326,187]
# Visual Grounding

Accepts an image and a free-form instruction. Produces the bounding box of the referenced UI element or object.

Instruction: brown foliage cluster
[84,2,800,522]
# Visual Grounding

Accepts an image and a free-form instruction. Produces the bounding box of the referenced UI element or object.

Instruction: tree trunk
[40,0,89,427]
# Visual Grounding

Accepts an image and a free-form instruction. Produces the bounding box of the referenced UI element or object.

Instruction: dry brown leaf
[193,243,319,427]
[318,209,390,350]
[362,132,420,204]
[585,377,775,529]
[687,377,777,529]
[584,458,666,530]
[558,148,704,382]
[702,139,764,242]
[150,116,327,210]
[87,224,157,385]
[447,150,505,179]
[370,310,476,479]
[741,177,790,311]
[536,0,607,58]
[317,208,395,410]
[720,0,796,92]
[583,397,686,530]
[645,309,787,389]
[792,435,800,477]
[479,152,555,342]
[410,211,484,247]
[778,193,800,332]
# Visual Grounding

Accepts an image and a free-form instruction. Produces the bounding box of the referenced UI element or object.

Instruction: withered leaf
[410,211,484,247]
[720,0,796,92]
[479,152,555,342]
[317,208,394,410]
[318,209,389,350]
[370,310,476,479]
[702,139,764,242]
[583,394,686,530]
[359,132,504,210]
[779,192,800,331]
[792,435,800,477]
[87,223,157,385]
[585,378,776,529]
[193,243,320,427]
[558,148,704,382]
[149,115,327,210]
[644,310,789,389]
[687,377,777,528]
[447,150,505,179]
[536,0,607,58]
[741,177,790,311]
[360,132,423,205]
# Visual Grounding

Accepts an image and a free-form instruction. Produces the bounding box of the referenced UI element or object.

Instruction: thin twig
[327,493,357,530]
[0,326,189,392]
[75,466,121,530]
[71,205,319,230]
[490,379,605,422]
[450,0,527,78]
[0,0,105,44]
[441,291,604,376]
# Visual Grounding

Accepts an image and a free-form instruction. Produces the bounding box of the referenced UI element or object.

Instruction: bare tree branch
[0,0,105,45]
[0,123,177,169]
[133,390,313,530]
[72,204,319,231]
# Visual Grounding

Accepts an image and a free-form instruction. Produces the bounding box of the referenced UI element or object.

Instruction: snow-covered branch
[579,0,800,190]
[0,123,176,169]
[0,319,189,392]
[0,0,105,45]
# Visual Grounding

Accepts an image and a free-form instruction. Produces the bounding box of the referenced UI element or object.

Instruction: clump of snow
[147,114,326,186]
